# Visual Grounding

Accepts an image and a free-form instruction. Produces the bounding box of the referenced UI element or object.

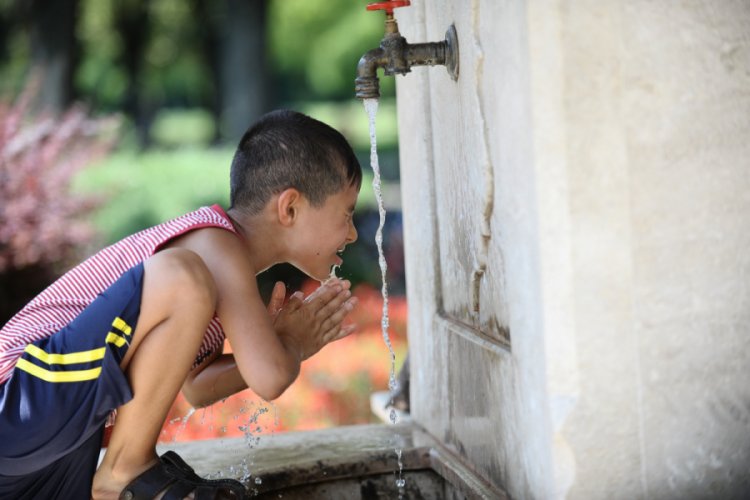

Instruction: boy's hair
[229,110,362,215]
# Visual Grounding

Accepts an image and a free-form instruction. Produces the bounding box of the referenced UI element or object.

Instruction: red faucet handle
[366,1,411,14]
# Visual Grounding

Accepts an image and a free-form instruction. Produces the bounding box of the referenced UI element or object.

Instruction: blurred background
[0,0,407,440]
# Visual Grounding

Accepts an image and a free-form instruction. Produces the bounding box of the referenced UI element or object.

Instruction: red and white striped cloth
[0,205,237,385]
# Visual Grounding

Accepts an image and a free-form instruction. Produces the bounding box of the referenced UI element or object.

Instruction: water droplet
[329,265,340,280]
[396,478,406,488]
[255,477,263,485]
[182,408,196,423]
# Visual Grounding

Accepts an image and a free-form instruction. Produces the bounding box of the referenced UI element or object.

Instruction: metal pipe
[355,25,459,100]
[404,42,447,69]
[355,47,385,100]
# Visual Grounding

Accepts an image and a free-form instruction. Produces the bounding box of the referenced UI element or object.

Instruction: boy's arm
[181,282,286,407]
[170,228,357,406]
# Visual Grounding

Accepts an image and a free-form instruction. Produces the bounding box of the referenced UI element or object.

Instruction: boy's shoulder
[160,205,239,248]
[163,220,265,305]
[163,214,255,270]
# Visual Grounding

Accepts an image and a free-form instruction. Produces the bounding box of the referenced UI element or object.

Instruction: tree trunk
[193,0,222,145]
[29,0,78,113]
[114,0,152,148]
[218,0,268,143]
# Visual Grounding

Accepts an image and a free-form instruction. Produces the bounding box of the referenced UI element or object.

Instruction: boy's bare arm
[168,228,357,405]
[182,353,245,407]
[180,282,288,406]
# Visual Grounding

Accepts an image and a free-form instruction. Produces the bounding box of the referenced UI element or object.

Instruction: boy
[0,110,362,499]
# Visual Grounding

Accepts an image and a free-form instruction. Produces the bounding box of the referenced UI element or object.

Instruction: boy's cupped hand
[269,278,358,362]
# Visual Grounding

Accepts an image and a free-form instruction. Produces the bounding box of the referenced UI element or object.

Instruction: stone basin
[157,423,507,499]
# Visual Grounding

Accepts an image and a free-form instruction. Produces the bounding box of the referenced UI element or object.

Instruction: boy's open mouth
[334,247,345,266]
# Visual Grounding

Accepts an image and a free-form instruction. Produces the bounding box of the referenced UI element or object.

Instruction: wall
[395,1,750,498]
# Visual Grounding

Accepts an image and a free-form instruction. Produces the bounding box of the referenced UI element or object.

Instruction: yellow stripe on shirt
[105,332,128,348]
[112,317,132,336]
[24,344,106,365]
[15,358,102,383]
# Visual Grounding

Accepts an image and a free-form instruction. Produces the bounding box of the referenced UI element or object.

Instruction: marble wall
[395,1,750,498]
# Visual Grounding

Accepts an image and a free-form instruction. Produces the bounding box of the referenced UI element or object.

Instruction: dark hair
[229,110,362,214]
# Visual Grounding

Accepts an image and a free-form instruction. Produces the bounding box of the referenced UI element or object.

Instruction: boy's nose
[347,222,358,244]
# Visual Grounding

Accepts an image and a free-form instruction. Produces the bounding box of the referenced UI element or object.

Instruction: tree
[113,0,151,146]
[217,0,268,143]
[267,0,391,102]
[28,0,79,113]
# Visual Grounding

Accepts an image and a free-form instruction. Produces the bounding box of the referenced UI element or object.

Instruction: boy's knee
[147,249,217,311]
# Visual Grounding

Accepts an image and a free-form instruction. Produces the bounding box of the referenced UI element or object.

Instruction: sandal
[119,451,247,500]
[158,451,208,483]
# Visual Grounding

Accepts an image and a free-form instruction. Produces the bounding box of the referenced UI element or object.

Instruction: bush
[0,81,119,323]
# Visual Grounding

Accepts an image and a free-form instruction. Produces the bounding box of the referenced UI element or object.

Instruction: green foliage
[268,0,395,101]
[142,0,213,104]
[73,147,234,244]
[150,108,216,148]
[75,0,395,109]
[76,0,214,110]
[299,97,398,151]
[76,0,127,108]
[2,0,400,111]
[74,144,380,246]
[0,1,30,97]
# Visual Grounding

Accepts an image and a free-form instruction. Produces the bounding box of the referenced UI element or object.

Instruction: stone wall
[396,1,750,498]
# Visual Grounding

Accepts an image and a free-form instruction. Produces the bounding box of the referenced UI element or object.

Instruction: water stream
[363,97,405,495]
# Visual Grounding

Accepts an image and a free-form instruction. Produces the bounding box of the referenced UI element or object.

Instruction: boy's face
[292,183,360,281]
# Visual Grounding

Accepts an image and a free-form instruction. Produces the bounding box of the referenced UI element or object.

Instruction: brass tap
[355,1,459,100]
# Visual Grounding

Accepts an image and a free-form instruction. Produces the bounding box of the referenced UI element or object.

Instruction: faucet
[355,1,459,100]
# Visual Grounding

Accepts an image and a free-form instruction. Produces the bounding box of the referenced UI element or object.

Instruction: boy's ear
[277,188,302,226]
